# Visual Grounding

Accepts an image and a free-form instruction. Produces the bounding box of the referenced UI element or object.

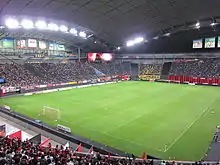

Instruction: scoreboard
[0,38,65,51]
[88,53,113,62]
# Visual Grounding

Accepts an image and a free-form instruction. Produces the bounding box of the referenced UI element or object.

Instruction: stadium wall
[168,75,220,86]
[2,75,128,96]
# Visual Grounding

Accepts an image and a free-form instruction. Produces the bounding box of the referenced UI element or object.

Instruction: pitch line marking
[164,105,212,152]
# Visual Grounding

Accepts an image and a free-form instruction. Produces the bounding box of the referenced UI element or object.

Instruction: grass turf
[1,81,220,161]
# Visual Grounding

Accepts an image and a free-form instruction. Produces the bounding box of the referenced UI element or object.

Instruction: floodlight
[134,37,144,43]
[70,28,78,35]
[5,18,19,29]
[195,22,200,27]
[117,46,121,50]
[79,31,86,38]
[153,36,159,40]
[164,33,171,36]
[21,19,34,29]
[35,20,47,29]
[126,40,134,47]
[211,22,217,26]
[48,23,59,31]
[60,25,68,32]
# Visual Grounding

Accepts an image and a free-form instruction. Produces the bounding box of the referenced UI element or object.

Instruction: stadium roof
[0,0,220,52]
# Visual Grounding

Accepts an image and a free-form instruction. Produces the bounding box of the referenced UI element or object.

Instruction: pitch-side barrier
[24,81,121,96]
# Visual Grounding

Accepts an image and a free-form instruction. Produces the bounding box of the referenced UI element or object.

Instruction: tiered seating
[139,64,162,80]
[24,62,97,84]
[139,64,162,75]
[0,63,43,87]
[0,136,150,165]
[91,62,131,76]
[170,59,220,78]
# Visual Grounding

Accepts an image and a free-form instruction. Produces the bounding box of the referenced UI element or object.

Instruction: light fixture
[5,18,19,29]
[21,19,34,29]
[117,46,121,50]
[153,36,159,40]
[164,33,171,36]
[70,28,78,35]
[211,22,218,26]
[195,22,200,27]
[134,37,144,43]
[79,31,86,38]
[126,40,134,47]
[35,20,47,29]
[48,23,59,31]
[60,25,68,32]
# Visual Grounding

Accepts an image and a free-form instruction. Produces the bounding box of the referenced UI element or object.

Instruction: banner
[218,37,220,48]
[39,41,47,49]
[192,39,203,49]
[40,138,50,147]
[49,43,57,50]
[205,37,215,48]
[68,82,77,85]
[9,130,22,140]
[35,84,47,88]
[57,44,65,51]
[28,39,37,48]
[29,134,41,145]
[74,143,82,152]
[2,38,14,48]
[17,40,26,48]
[139,75,160,80]
[57,124,71,133]
[0,125,6,137]
[4,86,20,93]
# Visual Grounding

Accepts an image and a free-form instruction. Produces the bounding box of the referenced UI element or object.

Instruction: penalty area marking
[163,105,212,153]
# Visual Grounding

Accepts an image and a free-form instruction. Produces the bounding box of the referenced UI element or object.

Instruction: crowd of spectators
[24,62,97,84]
[0,136,156,165]
[91,62,131,76]
[169,59,220,78]
[139,64,162,75]
[0,136,213,165]
[0,61,131,87]
[0,63,43,87]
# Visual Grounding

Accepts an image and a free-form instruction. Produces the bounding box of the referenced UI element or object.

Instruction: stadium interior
[1,0,220,164]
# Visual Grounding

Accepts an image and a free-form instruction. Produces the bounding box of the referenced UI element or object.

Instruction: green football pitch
[1,81,220,161]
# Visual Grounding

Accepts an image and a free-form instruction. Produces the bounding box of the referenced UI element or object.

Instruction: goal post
[41,106,60,121]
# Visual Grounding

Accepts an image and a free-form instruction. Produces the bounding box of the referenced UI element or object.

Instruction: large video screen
[218,37,220,48]
[88,53,113,62]
[17,40,26,49]
[192,39,203,48]
[49,42,57,50]
[57,44,65,51]
[205,37,215,48]
[2,38,14,48]
[28,39,37,48]
[38,41,47,49]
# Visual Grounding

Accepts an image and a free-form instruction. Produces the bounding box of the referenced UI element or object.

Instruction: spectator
[169,59,220,78]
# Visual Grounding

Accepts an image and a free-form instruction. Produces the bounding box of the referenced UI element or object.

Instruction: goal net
[41,106,60,121]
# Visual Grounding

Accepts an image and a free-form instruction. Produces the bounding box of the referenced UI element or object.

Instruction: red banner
[168,75,220,85]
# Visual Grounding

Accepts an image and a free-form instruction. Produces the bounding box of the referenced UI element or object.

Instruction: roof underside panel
[1,0,220,50]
